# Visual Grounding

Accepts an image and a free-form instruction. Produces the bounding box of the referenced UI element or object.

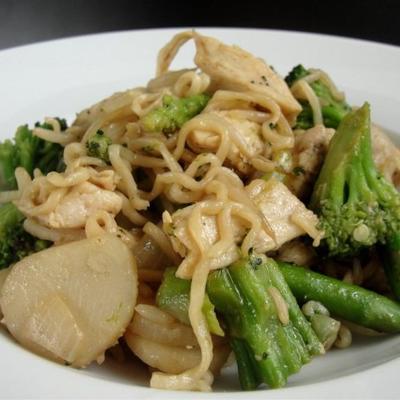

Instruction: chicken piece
[371,124,400,188]
[274,238,318,267]
[164,201,241,273]
[288,124,400,199]
[19,181,122,229]
[72,89,142,132]
[246,179,322,250]
[187,111,264,175]
[1,235,138,367]
[134,233,172,270]
[164,178,321,272]
[193,34,301,125]
[288,125,334,199]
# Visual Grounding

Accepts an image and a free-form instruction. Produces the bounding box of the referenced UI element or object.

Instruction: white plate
[1,28,400,399]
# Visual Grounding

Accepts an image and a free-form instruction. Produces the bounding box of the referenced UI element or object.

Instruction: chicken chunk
[287,125,335,199]
[193,34,301,125]
[164,178,321,272]
[288,124,400,199]
[371,124,400,188]
[187,111,264,175]
[19,181,122,229]
[246,178,321,249]
[275,238,318,267]
[1,235,137,367]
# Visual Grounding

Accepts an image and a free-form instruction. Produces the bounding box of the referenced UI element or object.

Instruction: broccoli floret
[35,117,68,131]
[140,94,211,134]
[0,121,66,190]
[284,64,309,87]
[285,64,351,129]
[294,101,313,130]
[0,202,50,269]
[86,130,112,163]
[309,103,400,259]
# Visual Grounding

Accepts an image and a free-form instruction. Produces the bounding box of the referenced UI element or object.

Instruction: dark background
[0,0,399,50]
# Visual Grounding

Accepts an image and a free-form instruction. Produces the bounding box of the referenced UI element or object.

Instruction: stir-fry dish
[0,31,400,392]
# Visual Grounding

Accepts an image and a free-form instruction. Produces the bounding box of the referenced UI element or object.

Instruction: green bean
[278,262,400,333]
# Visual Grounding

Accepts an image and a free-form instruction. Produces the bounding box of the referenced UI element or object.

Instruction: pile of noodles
[0,31,389,391]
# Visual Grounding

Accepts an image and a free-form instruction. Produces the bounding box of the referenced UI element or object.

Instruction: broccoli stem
[230,338,261,390]
[157,259,323,390]
[207,256,323,389]
[278,261,400,333]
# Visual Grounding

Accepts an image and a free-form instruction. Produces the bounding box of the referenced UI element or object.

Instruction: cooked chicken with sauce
[193,34,301,124]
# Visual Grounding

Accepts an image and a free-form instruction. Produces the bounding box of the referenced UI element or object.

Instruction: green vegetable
[285,65,309,87]
[230,338,261,390]
[309,103,400,259]
[301,300,330,319]
[0,140,18,190]
[278,262,400,333]
[0,203,50,270]
[140,94,211,134]
[285,64,351,129]
[36,118,68,131]
[310,314,340,350]
[156,267,224,336]
[0,121,66,190]
[207,256,323,390]
[86,130,112,163]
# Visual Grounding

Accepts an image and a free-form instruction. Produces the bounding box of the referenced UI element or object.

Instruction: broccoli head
[86,130,112,163]
[285,64,309,87]
[310,103,400,258]
[0,202,50,269]
[285,64,351,130]
[140,94,211,134]
[0,120,66,190]
[35,118,68,131]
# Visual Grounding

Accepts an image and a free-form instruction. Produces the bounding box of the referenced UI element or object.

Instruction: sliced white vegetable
[0,267,11,318]
[1,234,137,367]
